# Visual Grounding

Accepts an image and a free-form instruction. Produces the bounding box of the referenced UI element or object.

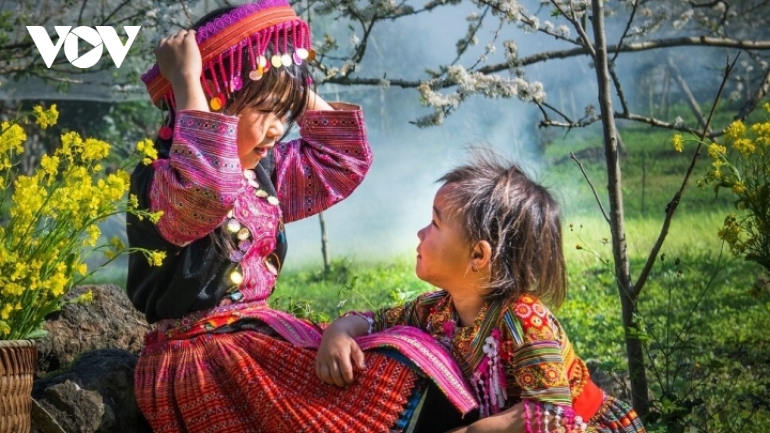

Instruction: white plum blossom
[415,65,546,126]
[472,0,524,21]
[522,16,539,33]
[555,25,570,38]
[673,10,693,30]
[503,40,518,59]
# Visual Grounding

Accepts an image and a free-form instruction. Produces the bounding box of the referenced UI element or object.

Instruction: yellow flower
[72,290,94,304]
[732,181,746,195]
[80,138,111,162]
[0,321,10,337]
[732,138,756,156]
[40,154,60,177]
[724,120,745,141]
[150,210,164,224]
[149,251,166,267]
[0,122,27,154]
[672,134,684,153]
[109,236,126,250]
[0,108,168,340]
[136,138,159,165]
[707,143,727,159]
[85,225,101,246]
[0,304,12,320]
[32,104,59,129]
[751,122,770,146]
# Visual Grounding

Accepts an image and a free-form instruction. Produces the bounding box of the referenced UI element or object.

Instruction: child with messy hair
[317,149,647,433]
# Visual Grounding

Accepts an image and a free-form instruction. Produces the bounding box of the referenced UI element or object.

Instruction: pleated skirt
[135,328,418,433]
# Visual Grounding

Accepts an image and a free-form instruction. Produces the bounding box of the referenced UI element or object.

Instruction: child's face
[236,107,286,169]
[416,183,474,292]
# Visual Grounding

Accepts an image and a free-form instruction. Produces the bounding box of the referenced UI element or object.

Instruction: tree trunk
[318,212,331,274]
[590,0,650,417]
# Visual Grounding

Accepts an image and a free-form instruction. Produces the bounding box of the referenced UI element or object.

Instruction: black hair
[439,147,567,308]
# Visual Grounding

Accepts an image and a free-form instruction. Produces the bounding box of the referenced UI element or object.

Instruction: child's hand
[155,29,202,88]
[315,327,366,387]
[154,29,208,112]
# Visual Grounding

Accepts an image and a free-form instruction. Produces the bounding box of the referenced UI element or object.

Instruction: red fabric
[573,378,604,420]
[135,330,417,433]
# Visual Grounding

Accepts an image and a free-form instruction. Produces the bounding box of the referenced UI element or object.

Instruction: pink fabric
[147,105,371,312]
[275,102,372,223]
[356,326,478,415]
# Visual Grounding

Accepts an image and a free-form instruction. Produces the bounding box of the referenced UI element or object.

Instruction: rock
[31,284,152,433]
[35,284,149,376]
[32,349,151,433]
[30,397,67,433]
[33,380,104,433]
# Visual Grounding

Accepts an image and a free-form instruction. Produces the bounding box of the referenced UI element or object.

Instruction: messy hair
[438,148,567,308]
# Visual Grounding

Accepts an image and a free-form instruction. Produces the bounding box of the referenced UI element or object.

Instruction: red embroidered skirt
[135,329,418,433]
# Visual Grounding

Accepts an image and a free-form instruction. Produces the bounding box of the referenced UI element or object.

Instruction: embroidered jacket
[127,103,372,323]
[370,291,603,420]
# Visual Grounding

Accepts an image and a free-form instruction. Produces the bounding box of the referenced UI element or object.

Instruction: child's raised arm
[154,29,207,113]
[315,314,370,387]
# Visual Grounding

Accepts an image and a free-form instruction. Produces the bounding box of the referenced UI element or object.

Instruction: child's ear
[470,240,492,271]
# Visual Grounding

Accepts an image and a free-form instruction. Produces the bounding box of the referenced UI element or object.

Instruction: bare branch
[570,152,611,224]
[608,63,630,115]
[667,56,709,131]
[322,36,770,88]
[549,0,596,59]
[612,0,641,63]
[450,7,491,66]
[735,67,770,121]
[633,54,740,295]
[539,101,574,125]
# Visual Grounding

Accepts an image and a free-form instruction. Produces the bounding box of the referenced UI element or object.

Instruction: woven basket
[0,340,36,433]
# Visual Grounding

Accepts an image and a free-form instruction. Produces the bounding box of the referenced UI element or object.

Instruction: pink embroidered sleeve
[273,102,372,223]
[150,110,244,246]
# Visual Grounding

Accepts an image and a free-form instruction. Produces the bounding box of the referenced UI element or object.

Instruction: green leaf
[24,328,49,340]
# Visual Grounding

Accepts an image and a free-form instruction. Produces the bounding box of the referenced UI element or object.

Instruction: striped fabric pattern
[275,102,373,223]
[135,330,417,433]
[369,292,646,432]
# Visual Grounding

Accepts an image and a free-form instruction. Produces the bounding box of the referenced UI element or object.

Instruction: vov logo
[26,26,141,69]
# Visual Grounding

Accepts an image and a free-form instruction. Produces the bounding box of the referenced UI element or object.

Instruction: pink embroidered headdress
[141,0,313,114]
